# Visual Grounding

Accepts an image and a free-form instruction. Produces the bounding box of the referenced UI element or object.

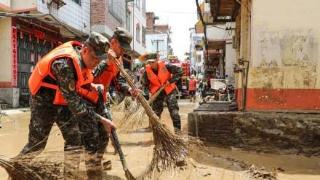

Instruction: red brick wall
[146,12,154,30]
[146,12,170,34]
[91,0,122,32]
[106,12,122,31]
[154,25,169,33]
[91,0,107,25]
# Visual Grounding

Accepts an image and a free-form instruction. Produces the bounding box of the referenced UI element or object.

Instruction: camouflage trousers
[20,95,111,180]
[151,89,181,131]
[78,106,111,180]
[20,95,82,178]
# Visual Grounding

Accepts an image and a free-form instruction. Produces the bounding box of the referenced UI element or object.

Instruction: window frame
[72,0,81,6]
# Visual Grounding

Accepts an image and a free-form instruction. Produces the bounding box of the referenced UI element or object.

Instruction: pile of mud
[247,165,277,180]
[0,158,64,180]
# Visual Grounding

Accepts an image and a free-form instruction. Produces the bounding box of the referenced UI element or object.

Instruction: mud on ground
[0,100,319,179]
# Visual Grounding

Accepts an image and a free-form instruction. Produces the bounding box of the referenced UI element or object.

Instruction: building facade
[145,12,172,60]
[126,0,146,56]
[0,0,90,107]
[189,28,204,76]
[246,0,320,111]
[194,1,236,85]
[207,0,320,111]
[91,0,125,37]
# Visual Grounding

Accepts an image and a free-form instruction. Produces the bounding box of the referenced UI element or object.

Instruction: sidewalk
[1,108,30,115]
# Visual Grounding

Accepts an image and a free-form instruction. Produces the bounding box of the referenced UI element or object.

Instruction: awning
[208,40,225,50]
[209,0,240,23]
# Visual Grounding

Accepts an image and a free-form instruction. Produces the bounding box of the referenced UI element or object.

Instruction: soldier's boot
[64,148,81,179]
[85,152,103,180]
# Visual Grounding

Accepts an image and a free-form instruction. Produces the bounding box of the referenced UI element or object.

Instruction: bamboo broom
[0,156,62,180]
[117,85,166,132]
[110,54,187,172]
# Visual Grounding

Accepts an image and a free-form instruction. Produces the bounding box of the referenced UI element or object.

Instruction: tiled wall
[37,0,90,34]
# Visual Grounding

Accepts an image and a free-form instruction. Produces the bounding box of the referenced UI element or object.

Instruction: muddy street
[0,100,320,180]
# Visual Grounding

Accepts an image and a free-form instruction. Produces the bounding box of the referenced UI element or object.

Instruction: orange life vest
[188,79,197,91]
[145,61,176,95]
[93,60,119,90]
[28,41,98,105]
[93,59,119,101]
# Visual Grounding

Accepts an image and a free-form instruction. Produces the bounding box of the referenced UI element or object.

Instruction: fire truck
[167,55,191,98]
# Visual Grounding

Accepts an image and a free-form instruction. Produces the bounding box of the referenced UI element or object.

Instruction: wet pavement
[0,99,319,179]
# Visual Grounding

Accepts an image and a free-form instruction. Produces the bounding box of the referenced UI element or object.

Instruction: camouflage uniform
[21,57,105,177]
[91,27,133,162]
[93,59,131,157]
[141,63,183,131]
[20,32,110,180]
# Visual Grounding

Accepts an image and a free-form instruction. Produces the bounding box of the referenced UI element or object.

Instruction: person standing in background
[188,75,197,102]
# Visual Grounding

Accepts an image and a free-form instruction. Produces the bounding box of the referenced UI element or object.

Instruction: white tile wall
[37,0,90,34]
[127,1,146,55]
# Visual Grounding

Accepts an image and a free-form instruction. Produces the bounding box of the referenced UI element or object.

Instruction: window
[72,0,81,5]
[142,26,146,46]
[136,24,140,43]
[108,0,125,23]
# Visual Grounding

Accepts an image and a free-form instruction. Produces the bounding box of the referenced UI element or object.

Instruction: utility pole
[152,39,164,53]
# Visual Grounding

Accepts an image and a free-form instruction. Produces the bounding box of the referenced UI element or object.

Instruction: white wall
[206,24,226,40]
[225,40,236,84]
[37,0,90,34]
[0,18,12,82]
[250,0,320,89]
[127,0,146,55]
[11,0,36,10]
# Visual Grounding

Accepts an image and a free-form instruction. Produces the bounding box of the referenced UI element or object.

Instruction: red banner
[11,26,18,87]
[33,29,45,39]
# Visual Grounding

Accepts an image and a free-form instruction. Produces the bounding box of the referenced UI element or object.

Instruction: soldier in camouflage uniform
[92,27,140,169]
[139,53,183,133]
[18,32,115,179]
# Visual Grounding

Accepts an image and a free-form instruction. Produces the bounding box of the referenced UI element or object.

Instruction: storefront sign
[33,29,45,39]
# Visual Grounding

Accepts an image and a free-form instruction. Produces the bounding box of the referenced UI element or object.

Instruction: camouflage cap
[85,32,110,61]
[138,52,158,64]
[113,27,132,52]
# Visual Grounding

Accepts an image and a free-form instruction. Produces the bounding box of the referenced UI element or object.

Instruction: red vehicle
[167,56,191,98]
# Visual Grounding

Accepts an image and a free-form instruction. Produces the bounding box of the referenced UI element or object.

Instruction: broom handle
[97,88,129,170]
[110,129,129,171]
[112,56,160,124]
[148,85,165,104]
